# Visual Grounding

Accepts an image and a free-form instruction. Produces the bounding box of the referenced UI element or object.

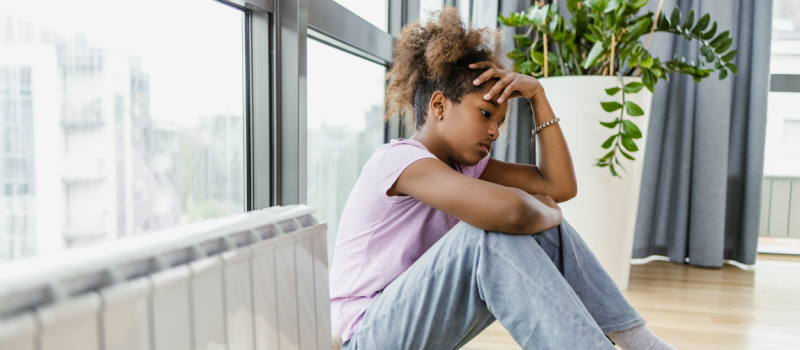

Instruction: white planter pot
[538,76,653,291]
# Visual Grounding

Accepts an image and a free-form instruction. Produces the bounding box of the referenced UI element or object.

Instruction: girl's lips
[480,144,489,154]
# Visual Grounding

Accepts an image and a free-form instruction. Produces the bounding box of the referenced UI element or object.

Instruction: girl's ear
[429,91,446,120]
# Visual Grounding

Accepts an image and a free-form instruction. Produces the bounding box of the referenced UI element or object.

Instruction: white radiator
[759,176,800,238]
[0,205,331,350]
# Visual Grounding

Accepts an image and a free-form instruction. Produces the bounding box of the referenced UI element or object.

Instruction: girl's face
[439,82,508,166]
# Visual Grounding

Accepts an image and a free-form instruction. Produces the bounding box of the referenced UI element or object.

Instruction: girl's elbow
[504,191,536,234]
[553,184,578,203]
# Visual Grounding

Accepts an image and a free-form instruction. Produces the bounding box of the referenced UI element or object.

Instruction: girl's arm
[391,158,563,235]
[470,63,578,203]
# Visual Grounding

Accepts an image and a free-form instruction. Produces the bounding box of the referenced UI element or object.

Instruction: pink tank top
[328,138,490,342]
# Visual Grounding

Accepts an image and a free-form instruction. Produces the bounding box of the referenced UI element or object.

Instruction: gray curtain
[632,0,773,267]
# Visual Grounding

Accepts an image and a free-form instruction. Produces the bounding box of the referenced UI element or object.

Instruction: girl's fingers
[469,61,498,69]
[484,75,515,101]
[473,68,502,86]
[496,80,519,104]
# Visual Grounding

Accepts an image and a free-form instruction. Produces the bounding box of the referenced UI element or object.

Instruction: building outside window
[0,0,246,262]
[759,0,800,253]
[307,38,387,264]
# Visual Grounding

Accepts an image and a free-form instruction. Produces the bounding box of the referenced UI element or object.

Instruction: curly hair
[384,7,507,129]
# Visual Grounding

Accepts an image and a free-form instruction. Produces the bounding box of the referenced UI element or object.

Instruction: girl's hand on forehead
[469,61,543,104]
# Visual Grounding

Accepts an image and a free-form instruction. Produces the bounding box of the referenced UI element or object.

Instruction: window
[783,120,800,159]
[0,0,246,261]
[758,0,800,252]
[307,38,386,263]
[766,0,800,177]
[333,0,388,31]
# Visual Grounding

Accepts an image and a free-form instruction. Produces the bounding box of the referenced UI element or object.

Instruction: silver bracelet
[529,117,560,149]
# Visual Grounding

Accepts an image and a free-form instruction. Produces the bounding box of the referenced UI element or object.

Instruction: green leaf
[625,101,645,116]
[584,0,606,10]
[622,120,643,139]
[532,51,545,64]
[547,52,559,65]
[681,10,694,31]
[619,148,636,160]
[725,63,738,74]
[600,118,620,128]
[599,150,615,161]
[624,82,645,93]
[604,0,621,13]
[514,34,533,48]
[626,18,651,39]
[658,13,670,30]
[601,134,617,149]
[605,87,621,95]
[615,157,627,173]
[528,4,550,25]
[583,41,605,69]
[607,11,618,28]
[704,47,716,62]
[642,69,656,92]
[508,48,526,60]
[721,50,737,62]
[640,56,653,69]
[692,13,710,35]
[701,21,717,40]
[609,163,619,177]
[601,101,624,112]
[715,38,733,53]
[621,134,639,152]
[519,61,534,75]
[710,30,730,48]
[670,7,681,29]
[719,68,728,80]
[629,0,648,9]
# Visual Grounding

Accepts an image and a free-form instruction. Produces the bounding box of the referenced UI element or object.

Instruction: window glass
[420,0,473,25]
[420,0,445,21]
[759,0,800,254]
[333,0,388,31]
[766,0,800,177]
[307,39,386,264]
[0,0,245,262]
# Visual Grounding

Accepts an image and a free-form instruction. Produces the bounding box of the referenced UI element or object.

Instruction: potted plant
[499,0,737,290]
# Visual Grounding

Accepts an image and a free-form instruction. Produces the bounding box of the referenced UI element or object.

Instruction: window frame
[268,0,415,206]
[234,0,519,208]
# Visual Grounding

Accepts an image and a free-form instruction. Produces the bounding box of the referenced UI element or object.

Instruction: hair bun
[384,7,506,126]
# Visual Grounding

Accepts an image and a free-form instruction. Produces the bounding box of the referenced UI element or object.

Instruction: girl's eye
[481,110,491,118]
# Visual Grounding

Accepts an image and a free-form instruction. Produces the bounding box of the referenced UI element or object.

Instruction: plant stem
[544,33,549,77]
[554,43,568,75]
[572,54,583,75]
[610,34,616,76]
[612,83,626,177]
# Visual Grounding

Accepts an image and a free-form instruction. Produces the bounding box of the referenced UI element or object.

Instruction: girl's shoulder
[372,138,435,166]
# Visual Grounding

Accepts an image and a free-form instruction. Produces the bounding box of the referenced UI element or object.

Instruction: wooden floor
[462,254,800,350]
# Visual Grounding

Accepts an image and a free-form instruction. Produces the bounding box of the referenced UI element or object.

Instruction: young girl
[329,8,675,350]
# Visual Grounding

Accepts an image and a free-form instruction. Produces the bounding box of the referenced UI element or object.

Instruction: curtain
[632,0,773,267]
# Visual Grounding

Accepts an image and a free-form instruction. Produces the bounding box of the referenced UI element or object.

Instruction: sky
[307,39,386,132]
[1,0,446,131]
[1,0,244,127]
